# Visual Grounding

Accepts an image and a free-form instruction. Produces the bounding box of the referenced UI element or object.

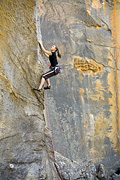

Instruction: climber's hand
[38,41,41,46]
[38,42,52,56]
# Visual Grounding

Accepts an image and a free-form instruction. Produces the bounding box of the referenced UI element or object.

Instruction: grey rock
[55,151,96,180]
[40,0,120,175]
[0,0,58,179]
[109,167,120,180]
[1,0,120,179]
[97,164,107,180]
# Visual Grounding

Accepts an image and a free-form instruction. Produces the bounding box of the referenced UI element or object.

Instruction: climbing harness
[44,58,62,74]
[45,63,63,180]
[50,64,61,75]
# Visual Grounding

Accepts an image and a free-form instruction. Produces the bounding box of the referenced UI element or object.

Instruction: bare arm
[45,53,49,58]
[39,42,52,56]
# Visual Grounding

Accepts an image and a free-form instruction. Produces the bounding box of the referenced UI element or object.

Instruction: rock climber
[33,42,61,92]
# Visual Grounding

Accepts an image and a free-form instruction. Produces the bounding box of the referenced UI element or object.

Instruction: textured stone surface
[0,0,120,179]
[0,0,58,179]
[39,0,120,175]
[55,151,97,180]
[108,167,120,180]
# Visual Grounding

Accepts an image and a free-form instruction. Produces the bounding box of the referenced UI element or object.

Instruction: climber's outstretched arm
[39,42,52,56]
[45,53,49,58]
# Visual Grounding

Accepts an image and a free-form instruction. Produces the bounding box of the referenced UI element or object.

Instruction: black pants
[42,66,60,80]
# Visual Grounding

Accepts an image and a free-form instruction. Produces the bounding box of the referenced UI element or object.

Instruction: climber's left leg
[38,77,45,90]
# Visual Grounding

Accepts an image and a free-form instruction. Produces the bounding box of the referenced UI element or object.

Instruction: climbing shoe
[33,88,41,92]
[44,86,51,90]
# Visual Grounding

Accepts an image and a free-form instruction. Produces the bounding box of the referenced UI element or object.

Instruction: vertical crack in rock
[36,1,62,179]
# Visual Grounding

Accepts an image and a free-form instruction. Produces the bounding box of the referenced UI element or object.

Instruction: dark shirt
[49,52,58,67]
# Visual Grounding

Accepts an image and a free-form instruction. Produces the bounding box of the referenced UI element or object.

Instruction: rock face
[40,0,120,175]
[0,0,120,179]
[0,0,57,179]
[55,151,97,180]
